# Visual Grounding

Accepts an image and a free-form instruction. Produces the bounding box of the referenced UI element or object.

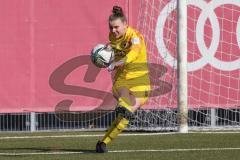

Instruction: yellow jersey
[109,26,149,80]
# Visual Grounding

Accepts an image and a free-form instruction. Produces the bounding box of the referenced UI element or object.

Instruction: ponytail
[109,6,127,22]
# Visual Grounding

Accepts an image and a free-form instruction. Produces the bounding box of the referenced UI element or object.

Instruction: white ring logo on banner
[237,16,240,48]
[155,0,240,72]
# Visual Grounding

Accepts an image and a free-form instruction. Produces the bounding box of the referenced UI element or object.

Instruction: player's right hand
[107,63,115,72]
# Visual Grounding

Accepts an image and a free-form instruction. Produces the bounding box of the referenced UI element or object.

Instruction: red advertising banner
[0,0,239,113]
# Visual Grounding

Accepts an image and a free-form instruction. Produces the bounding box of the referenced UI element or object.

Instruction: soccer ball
[91,44,114,68]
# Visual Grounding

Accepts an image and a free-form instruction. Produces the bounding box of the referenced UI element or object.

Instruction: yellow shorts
[112,75,151,108]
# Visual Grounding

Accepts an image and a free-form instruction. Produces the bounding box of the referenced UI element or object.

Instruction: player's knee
[118,96,136,108]
[115,105,134,121]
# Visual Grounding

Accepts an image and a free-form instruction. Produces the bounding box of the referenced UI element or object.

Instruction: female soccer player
[96,6,151,153]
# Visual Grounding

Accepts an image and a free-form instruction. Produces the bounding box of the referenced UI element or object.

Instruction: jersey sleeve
[124,36,141,64]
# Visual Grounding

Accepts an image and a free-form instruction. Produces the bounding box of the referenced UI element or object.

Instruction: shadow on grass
[0,147,97,157]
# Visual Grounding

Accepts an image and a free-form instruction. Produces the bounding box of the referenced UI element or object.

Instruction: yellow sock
[102,115,129,144]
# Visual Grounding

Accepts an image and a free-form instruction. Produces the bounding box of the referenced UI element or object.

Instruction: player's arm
[108,37,141,71]
[124,41,141,64]
[121,36,141,65]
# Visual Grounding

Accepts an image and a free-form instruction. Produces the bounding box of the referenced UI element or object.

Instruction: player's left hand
[107,63,115,72]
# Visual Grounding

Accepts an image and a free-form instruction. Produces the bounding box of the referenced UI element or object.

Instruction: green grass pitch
[0,131,239,160]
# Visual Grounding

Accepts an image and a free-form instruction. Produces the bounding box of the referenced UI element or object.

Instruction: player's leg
[96,81,150,153]
[100,88,133,142]
[96,87,136,153]
[101,87,149,142]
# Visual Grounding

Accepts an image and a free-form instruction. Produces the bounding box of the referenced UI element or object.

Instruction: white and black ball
[91,44,114,68]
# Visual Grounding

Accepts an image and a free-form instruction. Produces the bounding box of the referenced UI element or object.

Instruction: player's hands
[107,62,115,72]
[108,58,125,72]
[105,43,112,50]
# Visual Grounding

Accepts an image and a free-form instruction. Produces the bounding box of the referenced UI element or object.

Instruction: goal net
[128,0,240,131]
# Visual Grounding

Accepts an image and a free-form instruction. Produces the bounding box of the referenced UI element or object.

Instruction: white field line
[0,133,165,140]
[0,148,240,156]
[0,131,239,140]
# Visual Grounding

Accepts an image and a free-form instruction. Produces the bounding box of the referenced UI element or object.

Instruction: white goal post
[177,0,188,133]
